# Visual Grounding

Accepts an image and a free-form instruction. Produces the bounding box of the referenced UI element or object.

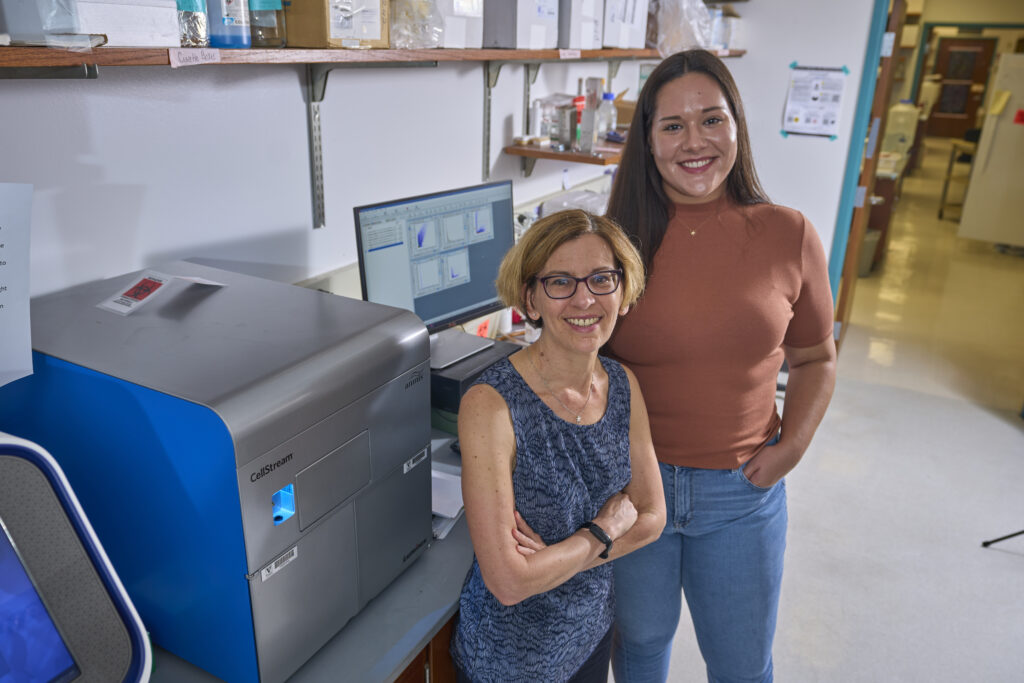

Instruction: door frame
[826,0,890,308]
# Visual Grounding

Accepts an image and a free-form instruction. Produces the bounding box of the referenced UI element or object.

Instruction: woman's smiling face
[525,234,627,355]
[649,71,739,204]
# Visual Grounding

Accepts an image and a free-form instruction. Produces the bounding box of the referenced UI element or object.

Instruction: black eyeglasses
[537,269,623,299]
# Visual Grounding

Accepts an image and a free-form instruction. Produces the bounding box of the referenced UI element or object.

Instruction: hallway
[840,136,1024,413]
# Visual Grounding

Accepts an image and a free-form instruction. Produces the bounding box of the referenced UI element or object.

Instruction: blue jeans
[612,451,787,683]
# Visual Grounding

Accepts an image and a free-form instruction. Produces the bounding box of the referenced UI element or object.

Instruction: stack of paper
[431,468,464,540]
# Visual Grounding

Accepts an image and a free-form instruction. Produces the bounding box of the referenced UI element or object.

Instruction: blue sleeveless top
[451,355,632,683]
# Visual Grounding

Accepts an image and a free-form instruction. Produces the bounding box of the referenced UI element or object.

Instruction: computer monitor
[354,181,515,369]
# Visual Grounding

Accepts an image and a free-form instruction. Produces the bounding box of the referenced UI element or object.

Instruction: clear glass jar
[249,0,286,48]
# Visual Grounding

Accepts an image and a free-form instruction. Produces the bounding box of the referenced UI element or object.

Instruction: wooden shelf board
[0,46,745,68]
[503,143,624,166]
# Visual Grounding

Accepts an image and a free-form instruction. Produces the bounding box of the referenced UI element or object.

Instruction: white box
[76,0,179,47]
[558,0,603,50]
[483,0,559,50]
[603,0,649,49]
[440,0,484,48]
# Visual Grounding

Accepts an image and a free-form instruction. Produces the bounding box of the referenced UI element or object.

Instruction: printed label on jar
[220,0,249,26]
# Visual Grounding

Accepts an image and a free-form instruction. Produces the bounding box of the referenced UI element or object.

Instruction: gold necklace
[527,348,595,425]
[682,211,719,237]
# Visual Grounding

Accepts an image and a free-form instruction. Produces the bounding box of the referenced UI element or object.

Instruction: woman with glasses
[604,50,837,683]
[450,209,665,683]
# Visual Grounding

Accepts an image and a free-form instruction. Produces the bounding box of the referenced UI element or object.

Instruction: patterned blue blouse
[451,355,632,683]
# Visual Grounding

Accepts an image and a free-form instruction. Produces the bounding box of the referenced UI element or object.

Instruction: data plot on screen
[443,215,467,248]
[443,250,471,288]
[354,181,514,334]
[414,258,443,296]
[410,219,439,255]
[467,207,494,243]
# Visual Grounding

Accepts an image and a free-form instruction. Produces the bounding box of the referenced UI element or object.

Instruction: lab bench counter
[150,515,473,683]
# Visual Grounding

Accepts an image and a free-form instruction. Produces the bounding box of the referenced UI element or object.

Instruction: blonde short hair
[495,209,645,327]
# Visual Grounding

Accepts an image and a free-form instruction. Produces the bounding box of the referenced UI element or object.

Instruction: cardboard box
[614,96,636,126]
[285,0,389,49]
[439,0,483,49]
[483,0,558,50]
[603,0,649,49]
[558,0,603,50]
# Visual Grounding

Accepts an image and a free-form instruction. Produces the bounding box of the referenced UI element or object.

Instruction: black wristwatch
[581,521,613,559]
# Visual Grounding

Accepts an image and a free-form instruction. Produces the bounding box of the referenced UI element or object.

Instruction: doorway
[925,36,997,138]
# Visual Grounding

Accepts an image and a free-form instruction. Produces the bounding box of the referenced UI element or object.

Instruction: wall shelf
[503,141,624,177]
[0,46,744,68]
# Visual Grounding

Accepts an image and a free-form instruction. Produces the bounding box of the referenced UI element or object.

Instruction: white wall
[0,0,876,297]
[727,0,875,257]
[0,59,627,296]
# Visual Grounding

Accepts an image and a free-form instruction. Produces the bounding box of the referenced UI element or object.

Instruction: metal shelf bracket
[482,61,503,181]
[520,157,538,177]
[607,59,622,86]
[304,60,438,228]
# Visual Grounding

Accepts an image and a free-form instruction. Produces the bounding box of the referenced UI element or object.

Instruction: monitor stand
[429,328,495,370]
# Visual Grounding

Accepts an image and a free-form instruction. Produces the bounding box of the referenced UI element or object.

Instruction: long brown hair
[606,49,769,276]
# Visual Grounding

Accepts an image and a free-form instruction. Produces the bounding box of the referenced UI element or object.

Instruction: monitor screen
[0,520,80,683]
[354,181,515,333]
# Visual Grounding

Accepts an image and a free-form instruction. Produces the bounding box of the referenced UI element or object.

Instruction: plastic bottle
[207,0,250,48]
[176,0,209,47]
[249,0,286,48]
[598,92,617,138]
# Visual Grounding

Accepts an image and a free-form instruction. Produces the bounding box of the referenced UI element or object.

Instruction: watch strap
[581,521,612,559]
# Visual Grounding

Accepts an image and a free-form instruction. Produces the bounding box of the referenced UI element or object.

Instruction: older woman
[450,210,666,683]
[605,50,837,683]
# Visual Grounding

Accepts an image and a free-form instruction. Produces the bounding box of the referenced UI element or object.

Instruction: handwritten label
[559,49,581,59]
[169,48,221,69]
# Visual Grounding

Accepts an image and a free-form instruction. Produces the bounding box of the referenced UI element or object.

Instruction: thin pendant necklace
[682,210,720,237]
[527,348,595,425]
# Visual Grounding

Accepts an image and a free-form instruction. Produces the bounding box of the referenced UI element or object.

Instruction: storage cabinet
[396,615,457,683]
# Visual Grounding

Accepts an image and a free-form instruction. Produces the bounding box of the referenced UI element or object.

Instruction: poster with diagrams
[782,65,847,137]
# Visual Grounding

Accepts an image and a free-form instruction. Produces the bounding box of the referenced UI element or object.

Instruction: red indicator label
[123,278,163,301]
